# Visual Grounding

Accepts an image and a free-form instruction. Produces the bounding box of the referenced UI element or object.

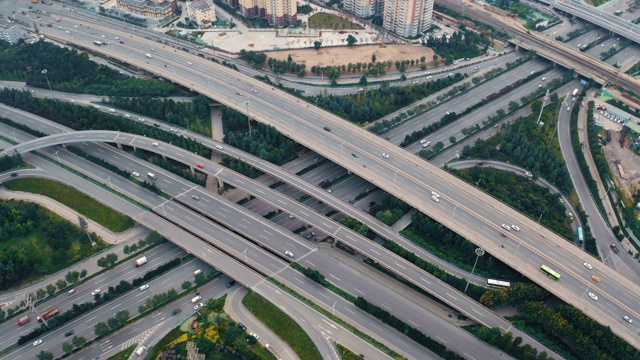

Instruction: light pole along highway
[40,23,640,348]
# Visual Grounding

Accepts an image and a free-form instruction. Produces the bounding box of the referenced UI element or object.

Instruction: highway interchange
[28,15,640,348]
[2,1,640,357]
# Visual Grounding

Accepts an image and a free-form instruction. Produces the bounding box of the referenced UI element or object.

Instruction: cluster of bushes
[448,167,574,241]
[267,56,306,76]
[467,327,554,360]
[107,95,212,134]
[354,297,466,360]
[238,50,267,68]
[479,282,549,307]
[424,28,488,64]
[0,153,23,172]
[94,310,131,337]
[0,42,174,96]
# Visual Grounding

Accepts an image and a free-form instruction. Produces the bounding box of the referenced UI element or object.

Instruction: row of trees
[0,41,174,96]
[267,55,306,75]
[0,89,210,158]
[312,74,466,124]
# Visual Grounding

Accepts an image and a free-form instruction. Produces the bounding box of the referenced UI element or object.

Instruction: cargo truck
[135,256,147,267]
[37,308,59,322]
[610,243,620,254]
[18,316,30,326]
[572,88,579,97]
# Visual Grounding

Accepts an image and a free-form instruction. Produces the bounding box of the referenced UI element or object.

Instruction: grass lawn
[106,345,136,360]
[242,290,322,360]
[4,178,134,232]
[308,13,364,30]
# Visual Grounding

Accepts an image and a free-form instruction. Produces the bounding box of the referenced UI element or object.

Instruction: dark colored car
[226,280,237,288]
[238,322,246,330]
[154,123,161,127]
[172,309,182,315]
[323,126,331,132]
[64,330,75,337]
[10,172,17,177]
[476,162,484,166]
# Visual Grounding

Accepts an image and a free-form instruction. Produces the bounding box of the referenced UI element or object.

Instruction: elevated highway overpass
[12,11,640,349]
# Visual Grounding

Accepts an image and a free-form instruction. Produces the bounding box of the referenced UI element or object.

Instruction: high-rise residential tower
[383,0,433,37]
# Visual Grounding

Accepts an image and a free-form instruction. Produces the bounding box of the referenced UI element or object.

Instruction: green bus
[540,265,561,280]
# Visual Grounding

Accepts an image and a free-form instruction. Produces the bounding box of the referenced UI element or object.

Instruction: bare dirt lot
[266,44,435,73]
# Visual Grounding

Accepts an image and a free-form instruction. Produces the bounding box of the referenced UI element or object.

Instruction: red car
[196,163,204,169]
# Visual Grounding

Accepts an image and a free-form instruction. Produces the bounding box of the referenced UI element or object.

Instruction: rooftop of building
[188,0,212,11]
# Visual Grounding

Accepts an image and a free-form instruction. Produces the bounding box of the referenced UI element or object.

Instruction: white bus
[486,279,511,288]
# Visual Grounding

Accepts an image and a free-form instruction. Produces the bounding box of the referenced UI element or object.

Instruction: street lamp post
[41,69,53,95]
[475,179,482,189]
[244,101,252,137]
[464,248,485,293]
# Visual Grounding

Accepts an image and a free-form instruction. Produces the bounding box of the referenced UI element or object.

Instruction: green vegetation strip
[242,290,323,360]
[4,178,134,232]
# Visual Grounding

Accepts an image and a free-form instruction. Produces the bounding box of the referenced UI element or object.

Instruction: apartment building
[226,0,296,26]
[343,0,376,18]
[383,0,433,37]
[116,0,178,19]
[186,0,217,27]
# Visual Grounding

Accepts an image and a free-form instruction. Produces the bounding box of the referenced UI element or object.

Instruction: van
[191,295,202,303]
[67,289,75,296]
[135,346,146,356]
[541,77,546,81]
[194,269,202,276]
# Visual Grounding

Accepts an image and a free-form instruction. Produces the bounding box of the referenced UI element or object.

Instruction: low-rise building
[222,0,296,27]
[186,1,216,27]
[116,0,178,19]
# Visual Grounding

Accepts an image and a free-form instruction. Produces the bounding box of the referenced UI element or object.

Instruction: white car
[152,142,159,147]
[194,302,204,310]
[420,139,427,144]
[421,141,431,148]
[588,292,598,301]
[123,114,131,118]
[139,284,149,291]
[101,35,106,38]
[381,153,390,159]
[285,250,294,258]
[431,195,439,202]
[288,214,295,219]
[192,195,200,200]
[584,262,593,270]
[501,224,511,231]
[250,331,260,339]
[187,61,193,65]
[138,118,145,122]
[623,315,633,323]
[215,144,223,150]
[511,225,520,231]
[33,339,43,347]
[91,289,101,296]
[93,105,100,109]
[252,89,258,93]
[431,191,440,198]
[132,172,140,177]
[115,36,119,40]
[74,25,78,28]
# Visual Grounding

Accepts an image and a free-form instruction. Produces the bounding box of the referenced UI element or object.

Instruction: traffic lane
[299,251,508,359]
[270,267,440,360]
[2,257,214,360]
[384,59,550,144]
[405,69,565,153]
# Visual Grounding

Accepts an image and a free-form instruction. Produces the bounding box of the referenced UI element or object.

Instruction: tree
[80,269,87,278]
[314,41,322,50]
[371,53,377,63]
[71,336,86,348]
[65,271,80,284]
[359,75,368,86]
[182,281,192,290]
[346,35,358,46]
[94,322,110,337]
[62,342,74,354]
[449,136,457,144]
[46,284,57,296]
[37,351,54,360]
[56,279,68,291]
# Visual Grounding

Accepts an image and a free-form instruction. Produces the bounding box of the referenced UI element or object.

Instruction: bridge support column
[207,101,224,194]
[116,143,123,150]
